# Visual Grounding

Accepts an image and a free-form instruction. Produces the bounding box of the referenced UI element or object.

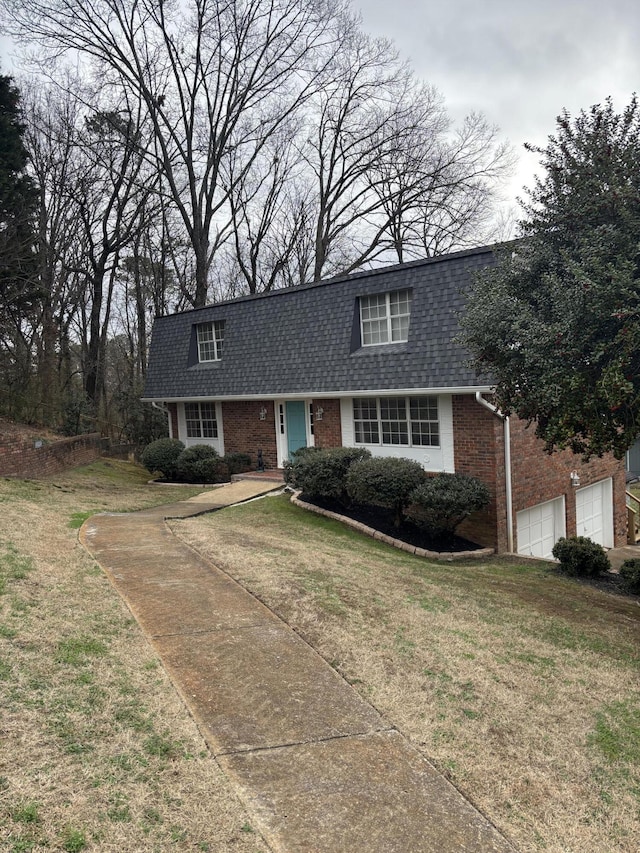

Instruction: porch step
[231,470,285,483]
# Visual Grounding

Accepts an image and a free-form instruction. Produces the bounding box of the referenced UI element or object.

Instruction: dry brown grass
[173,495,640,853]
[0,460,268,853]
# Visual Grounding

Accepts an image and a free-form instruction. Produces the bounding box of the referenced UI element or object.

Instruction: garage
[575,478,614,548]
[517,497,566,559]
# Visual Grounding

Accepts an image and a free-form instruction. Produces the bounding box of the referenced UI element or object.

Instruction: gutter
[475,392,514,553]
[141,385,494,404]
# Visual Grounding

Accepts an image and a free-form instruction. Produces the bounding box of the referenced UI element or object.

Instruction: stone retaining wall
[291,493,494,562]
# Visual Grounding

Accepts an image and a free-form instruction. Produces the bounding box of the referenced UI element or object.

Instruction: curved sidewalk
[80,482,516,853]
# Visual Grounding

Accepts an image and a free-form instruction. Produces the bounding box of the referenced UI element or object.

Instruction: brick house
[142,246,626,557]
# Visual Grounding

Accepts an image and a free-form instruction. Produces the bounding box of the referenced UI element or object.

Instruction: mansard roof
[142,245,496,401]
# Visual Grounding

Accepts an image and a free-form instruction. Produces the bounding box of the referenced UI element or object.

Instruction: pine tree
[0,73,38,321]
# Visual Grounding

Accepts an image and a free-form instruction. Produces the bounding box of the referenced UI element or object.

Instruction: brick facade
[509,415,627,548]
[452,394,626,551]
[311,399,342,449]
[221,400,279,469]
[452,395,505,550]
[167,403,179,440]
[168,391,626,552]
[0,433,105,479]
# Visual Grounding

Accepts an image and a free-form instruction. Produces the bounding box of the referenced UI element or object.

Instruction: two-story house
[142,246,626,557]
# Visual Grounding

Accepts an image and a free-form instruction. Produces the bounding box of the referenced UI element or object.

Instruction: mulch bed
[556,569,638,600]
[298,493,482,553]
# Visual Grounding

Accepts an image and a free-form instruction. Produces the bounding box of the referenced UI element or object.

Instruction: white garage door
[517,497,565,559]
[575,479,613,548]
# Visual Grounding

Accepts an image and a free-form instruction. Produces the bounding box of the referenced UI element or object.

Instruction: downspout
[151,401,171,437]
[475,392,514,553]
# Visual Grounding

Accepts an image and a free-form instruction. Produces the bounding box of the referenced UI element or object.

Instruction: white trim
[142,385,494,404]
[275,398,314,467]
[196,320,224,362]
[177,401,225,454]
[359,289,412,346]
[340,394,454,473]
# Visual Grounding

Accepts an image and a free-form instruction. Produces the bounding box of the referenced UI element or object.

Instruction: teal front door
[285,401,307,457]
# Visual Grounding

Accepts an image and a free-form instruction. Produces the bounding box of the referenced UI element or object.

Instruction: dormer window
[360,289,412,346]
[197,320,224,362]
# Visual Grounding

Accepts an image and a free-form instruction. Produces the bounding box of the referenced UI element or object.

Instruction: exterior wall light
[316,407,324,421]
[259,406,267,421]
[570,470,580,487]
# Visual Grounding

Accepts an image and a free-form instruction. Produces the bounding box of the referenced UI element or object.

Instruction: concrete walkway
[80,482,516,853]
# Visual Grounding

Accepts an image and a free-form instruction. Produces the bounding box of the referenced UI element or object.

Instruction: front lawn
[172,495,640,853]
[0,461,267,853]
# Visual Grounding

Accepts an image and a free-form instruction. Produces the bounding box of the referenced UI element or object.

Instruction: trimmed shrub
[285,446,371,505]
[551,536,610,577]
[407,473,490,538]
[222,452,253,475]
[141,438,185,480]
[175,444,224,483]
[346,456,425,528]
[619,559,640,594]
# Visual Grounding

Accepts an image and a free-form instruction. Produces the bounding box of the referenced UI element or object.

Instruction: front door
[285,401,307,458]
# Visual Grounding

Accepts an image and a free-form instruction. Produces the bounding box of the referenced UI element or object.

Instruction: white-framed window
[353,396,439,447]
[359,289,412,346]
[196,320,225,362]
[185,402,218,438]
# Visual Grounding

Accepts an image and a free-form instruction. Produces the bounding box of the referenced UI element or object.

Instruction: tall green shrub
[551,536,610,577]
[285,446,371,505]
[346,456,425,528]
[406,473,490,539]
[141,438,185,480]
[222,452,252,475]
[619,559,640,594]
[175,444,224,483]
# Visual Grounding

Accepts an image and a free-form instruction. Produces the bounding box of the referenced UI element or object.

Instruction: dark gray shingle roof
[142,246,495,400]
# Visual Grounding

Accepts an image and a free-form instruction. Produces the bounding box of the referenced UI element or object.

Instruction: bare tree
[2,0,351,306]
[383,112,515,260]
[224,125,313,293]
[301,31,422,280]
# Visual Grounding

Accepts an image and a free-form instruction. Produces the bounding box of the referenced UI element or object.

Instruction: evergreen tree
[0,73,38,330]
[462,96,640,458]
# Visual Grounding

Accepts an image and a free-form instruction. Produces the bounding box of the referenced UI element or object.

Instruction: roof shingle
[142,246,495,400]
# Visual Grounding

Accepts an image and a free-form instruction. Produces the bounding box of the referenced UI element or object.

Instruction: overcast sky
[2,1,638,217]
[356,0,640,213]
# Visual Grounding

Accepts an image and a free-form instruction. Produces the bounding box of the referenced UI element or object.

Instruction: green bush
[175,444,225,483]
[619,559,640,594]
[551,536,610,577]
[285,446,371,505]
[222,452,253,475]
[346,456,425,528]
[141,438,185,479]
[406,473,491,538]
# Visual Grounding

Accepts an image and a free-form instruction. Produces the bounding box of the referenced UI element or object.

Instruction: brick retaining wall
[0,432,105,479]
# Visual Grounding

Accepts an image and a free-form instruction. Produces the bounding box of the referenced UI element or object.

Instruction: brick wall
[452,395,505,550]
[452,394,627,551]
[221,400,279,469]
[312,399,342,449]
[167,403,179,439]
[0,433,105,479]
[509,416,627,547]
